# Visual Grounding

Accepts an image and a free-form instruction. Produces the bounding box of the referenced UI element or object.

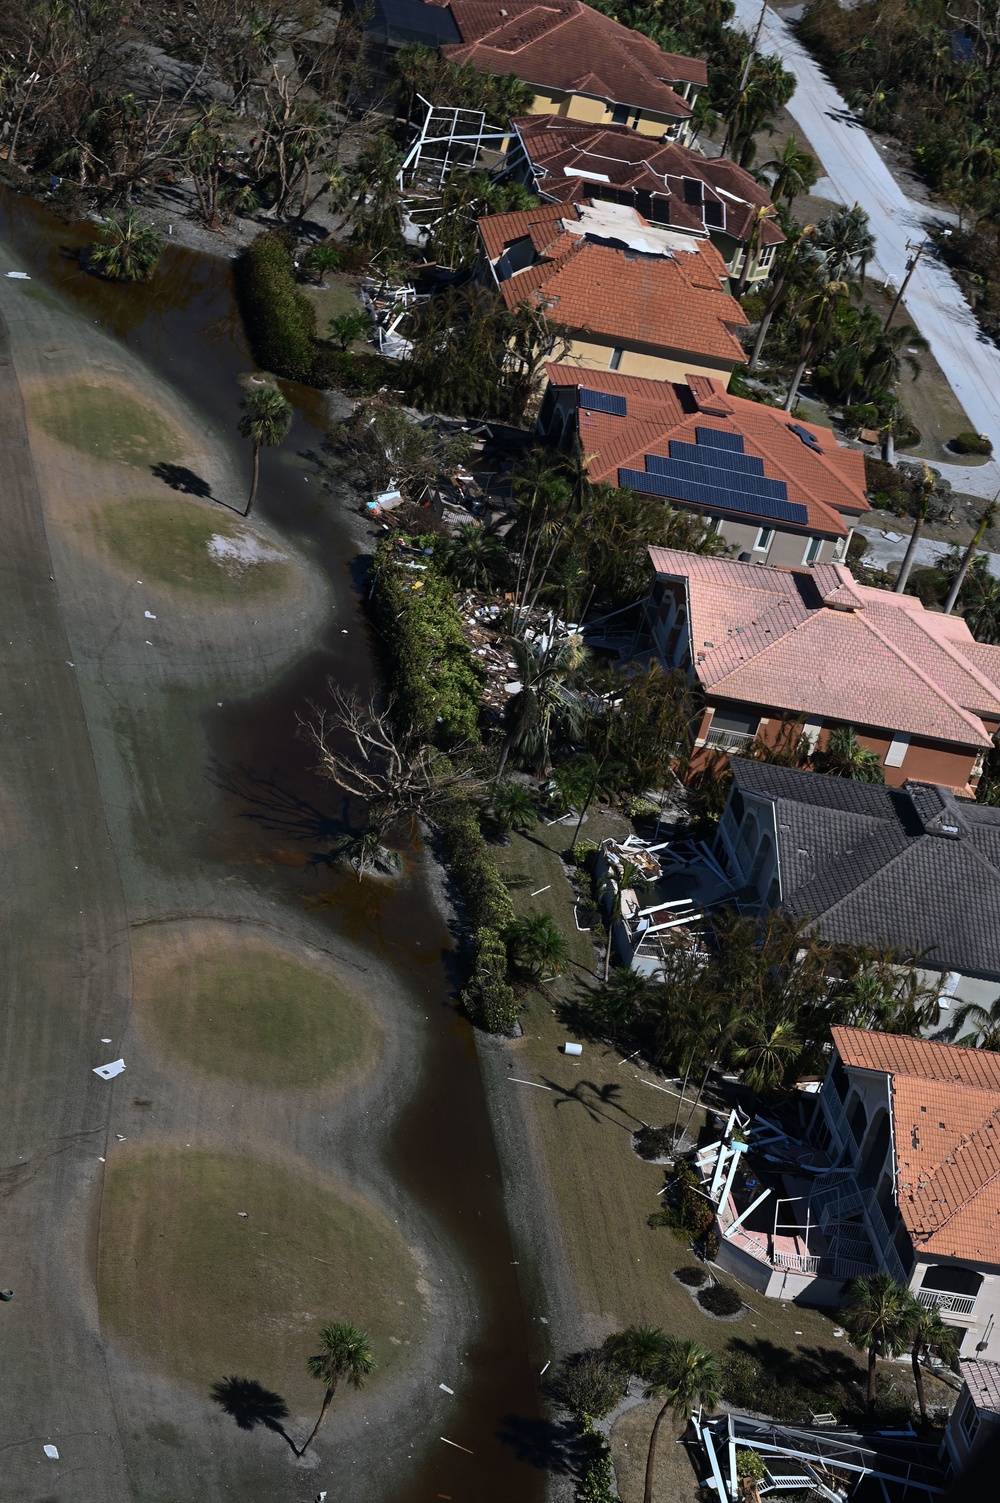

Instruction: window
[608,348,623,371]
[802,536,823,565]
[753,527,773,552]
[961,1395,981,1444]
[758,243,776,270]
[704,200,724,228]
[884,732,910,768]
[611,103,629,125]
[683,178,703,205]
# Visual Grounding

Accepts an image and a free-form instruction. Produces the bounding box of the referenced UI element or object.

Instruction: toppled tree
[301,684,484,877]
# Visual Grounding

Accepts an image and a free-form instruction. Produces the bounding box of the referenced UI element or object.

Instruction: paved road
[732,0,1000,472]
[856,523,1000,580]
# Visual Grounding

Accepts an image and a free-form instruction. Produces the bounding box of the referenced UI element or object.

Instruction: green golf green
[93,496,292,600]
[29,377,185,467]
[132,925,382,1089]
[99,1148,426,1407]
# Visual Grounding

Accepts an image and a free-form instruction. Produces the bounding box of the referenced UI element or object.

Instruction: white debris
[439,1383,454,1394]
[144,611,156,620]
[93,1059,126,1080]
[6,272,31,280]
[43,1445,58,1459]
[207,532,286,574]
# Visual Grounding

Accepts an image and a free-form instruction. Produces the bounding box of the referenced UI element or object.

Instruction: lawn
[132,924,383,1090]
[492,816,864,1366]
[301,276,366,345]
[98,1147,426,1409]
[28,376,186,467]
[93,495,294,601]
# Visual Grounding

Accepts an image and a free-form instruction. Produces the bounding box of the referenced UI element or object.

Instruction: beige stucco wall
[525,88,691,142]
[555,336,739,383]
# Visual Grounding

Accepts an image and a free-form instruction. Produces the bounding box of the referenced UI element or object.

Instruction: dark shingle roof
[729,759,1000,980]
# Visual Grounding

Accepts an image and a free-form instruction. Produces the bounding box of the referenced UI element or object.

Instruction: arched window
[859,1110,891,1190]
[847,1093,867,1149]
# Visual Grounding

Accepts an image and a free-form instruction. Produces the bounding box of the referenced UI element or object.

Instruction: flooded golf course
[0,190,550,1503]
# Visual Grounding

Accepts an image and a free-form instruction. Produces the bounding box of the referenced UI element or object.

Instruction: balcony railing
[916,1288,978,1318]
[704,726,756,751]
[773,1250,875,1280]
[863,1190,908,1285]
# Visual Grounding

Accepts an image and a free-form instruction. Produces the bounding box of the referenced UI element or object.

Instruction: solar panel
[618,467,808,525]
[695,426,744,451]
[787,422,823,453]
[579,388,627,417]
[657,458,789,502]
[665,441,766,477]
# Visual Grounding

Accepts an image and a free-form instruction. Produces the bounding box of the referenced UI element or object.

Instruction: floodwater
[0,191,548,1503]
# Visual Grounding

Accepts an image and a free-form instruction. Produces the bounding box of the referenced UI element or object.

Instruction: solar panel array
[618,426,809,526]
[579,388,627,416]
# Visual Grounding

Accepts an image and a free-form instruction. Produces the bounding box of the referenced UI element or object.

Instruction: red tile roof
[512,115,785,248]
[441,0,705,118]
[481,203,747,362]
[548,367,866,535]
[646,548,999,748]
[832,1028,1000,1262]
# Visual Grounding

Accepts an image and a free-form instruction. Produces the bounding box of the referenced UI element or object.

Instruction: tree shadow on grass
[726,1336,864,1393]
[540,1076,642,1129]
[495,1413,589,1476]
[151,461,213,498]
[210,1376,300,1455]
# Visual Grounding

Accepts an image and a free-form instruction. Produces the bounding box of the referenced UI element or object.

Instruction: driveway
[731,0,1000,473]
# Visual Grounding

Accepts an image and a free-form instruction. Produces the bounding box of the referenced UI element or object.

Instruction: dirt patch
[27,374,186,468]
[98,1146,427,1409]
[131,922,383,1090]
[92,495,294,601]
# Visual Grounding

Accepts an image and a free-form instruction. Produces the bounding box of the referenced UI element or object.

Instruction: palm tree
[237,386,293,517]
[89,210,164,283]
[490,780,538,835]
[349,134,404,253]
[760,134,818,210]
[731,1015,800,1091]
[841,1273,913,1416]
[783,268,857,411]
[906,1300,960,1424]
[961,571,1000,643]
[895,466,935,594]
[818,203,876,287]
[944,502,998,614]
[300,1321,374,1454]
[735,204,778,297]
[438,523,509,591]
[505,912,568,977]
[496,636,587,779]
[642,1338,720,1503]
[812,727,885,783]
[610,1324,669,1381]
[954,994,1000,1049]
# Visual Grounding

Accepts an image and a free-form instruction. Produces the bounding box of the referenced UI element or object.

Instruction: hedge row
[435,799,519,1033]
[370,549,483,745]
[234,232,400,394]
[233,233,316,381]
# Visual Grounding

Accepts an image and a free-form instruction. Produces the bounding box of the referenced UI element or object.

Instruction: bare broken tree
[301,684,484,877]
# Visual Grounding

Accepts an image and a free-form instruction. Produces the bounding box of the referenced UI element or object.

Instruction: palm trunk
[784,354,809,411]
[911,1343,928,1424]
[642,1398,672,1503]
[944,508,995,613]
[245,442,260,517]
[299,1385,335,1455]
[679,1062,713,1144]
[494,737,511,783]
[894,514,926,593]
[866,1347,877,1416]
[881,429,895,465]
[671,1048,695,1144]
[604,915,615,982]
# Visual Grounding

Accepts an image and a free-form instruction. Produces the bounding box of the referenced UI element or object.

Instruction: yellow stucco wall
[554,336,739,383]
[525,89,690,142]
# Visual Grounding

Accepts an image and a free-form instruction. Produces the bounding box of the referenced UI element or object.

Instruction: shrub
[735,1450,767,1483]
[633,1125,673,1160]
[950,430,993,455]
[550,1349,627,1420]
[436,800,521,1032]
[907,565,949,608]
[462,924,519,1032]
[505,912,569,977]
[719,1349,844,1424]
[370,547,484,744]
[234,233,316,381]
[572,840,599,870]
[311,347,398,394]
[698,1282,744,1317]
[578,1417,616,1503]
[674,1265,708,1287]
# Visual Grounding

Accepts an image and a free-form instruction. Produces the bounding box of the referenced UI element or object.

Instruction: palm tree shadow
[539,1077,641,1128]
[151,461,214,498]
[210,1375,300,1455]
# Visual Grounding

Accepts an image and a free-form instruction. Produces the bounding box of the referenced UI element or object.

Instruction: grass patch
[98,1147,426,1409]
[492,819,862,1375]
[133,926,382,1089]
[93,496,293,600]
[28,377,186,467]
[301,278,363,329]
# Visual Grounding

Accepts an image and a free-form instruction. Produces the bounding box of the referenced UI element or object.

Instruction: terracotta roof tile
[832,1027,1000,1089]
[481,206,747,361]
[550,368,867,534]
[647,549,998,748]
[513,115,784,249]
[444,0,705,117]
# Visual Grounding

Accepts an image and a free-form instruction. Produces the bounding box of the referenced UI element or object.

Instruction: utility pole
[883,239,928,330]
[738,0,769,92]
